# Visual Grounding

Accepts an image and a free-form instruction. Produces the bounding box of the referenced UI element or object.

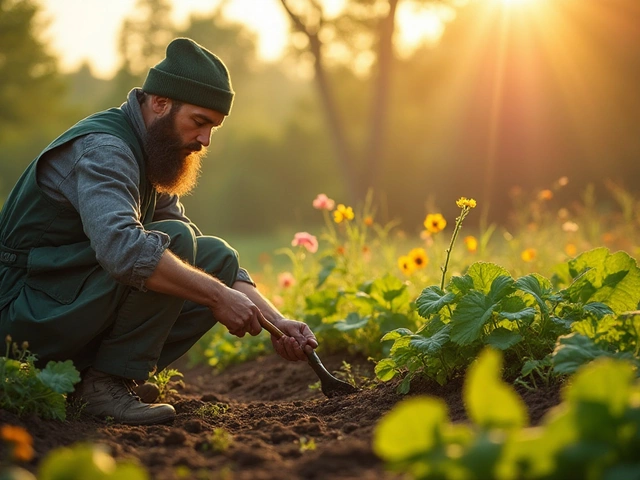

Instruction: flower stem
[440,207,469,290]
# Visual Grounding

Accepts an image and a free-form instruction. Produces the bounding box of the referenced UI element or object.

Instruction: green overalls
[0,108,239,380]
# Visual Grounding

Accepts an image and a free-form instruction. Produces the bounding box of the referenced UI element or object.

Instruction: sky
[38,0,447,79]
[38,0,293,78]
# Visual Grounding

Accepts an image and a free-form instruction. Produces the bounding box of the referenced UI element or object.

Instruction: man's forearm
[144,249,225,308]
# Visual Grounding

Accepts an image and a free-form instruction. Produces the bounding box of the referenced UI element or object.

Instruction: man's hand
[271,319,318,362]
[209,288,263,338]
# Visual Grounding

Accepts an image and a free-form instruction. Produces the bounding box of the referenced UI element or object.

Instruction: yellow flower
[456,197,477,209]
[565,243,577,257]
[408,248,429,269]
[521,248,537,262]
[424,213,447,233]
[464,236,478,253]
[333,204,355,224]
[1,425,34,462]
[397,255,416,276]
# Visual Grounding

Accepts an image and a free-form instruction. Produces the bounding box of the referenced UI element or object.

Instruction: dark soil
[0,353,562,479]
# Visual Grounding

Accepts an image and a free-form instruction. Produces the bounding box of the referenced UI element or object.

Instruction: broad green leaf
[375,358,398,381]
[316,255,336,288]
[379,313,415,334]
[486,328,523,350]
[551,333,636,375]
[333,312,370,332]
[381,328,413,342]
[305,289,341,316]
[565,248,640,313]
[416,286,456,318]
[488,276,515,303]
[397,374,412,394]
[370,275,409,307]
[449,274,474,295]
[450,291,495,345]
[37,360,80,394]
[409,324,451,355]
[498,307,537,322]
[373,397,449,461]
[514,275,551,315]
[565,357,636,417]
[464,348,528,430]
[39,443,148,480]
[466,262,511,295]
[583,302,614,318]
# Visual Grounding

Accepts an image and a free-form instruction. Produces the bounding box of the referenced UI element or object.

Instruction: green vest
[0,108,156,310]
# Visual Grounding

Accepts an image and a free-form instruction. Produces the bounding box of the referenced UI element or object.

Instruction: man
[0,38,317,425]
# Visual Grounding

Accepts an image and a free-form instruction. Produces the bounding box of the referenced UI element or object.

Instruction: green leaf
[37,360,80,394]
[375,358,398,382]
[397,374,412,394]
[514,275,551,315]
[466,262,511,295]
[305,289,341,316]
[565,357,636,417]
[379,313,415,335]
[583,302,614,318]
[551,333,636,375]
[416,286,456,318]
[373,397,448,462]
[450,291,495,345]
[488,275,515,303]
[449,274,475,295]
[486,328,523,350]
[498,307,537,322]
[316,255,336,288]
[381,328,413,342]
[409,324,451,355]
[565,248,640,313]
[464,348,528,430]
[333,312,370,332]
[370,275,409,307]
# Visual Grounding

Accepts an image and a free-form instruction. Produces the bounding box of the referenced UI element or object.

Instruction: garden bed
[1,352,561,480]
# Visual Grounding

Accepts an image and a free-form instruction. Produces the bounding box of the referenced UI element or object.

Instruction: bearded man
[0,38,317,425]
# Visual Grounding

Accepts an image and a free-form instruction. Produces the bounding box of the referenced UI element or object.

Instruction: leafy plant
[148,368,183,401]
[194,402,229,420]
[377,247,640,392]
[374,348,640,480]
[0,337,80,421]
[38,443,147,480]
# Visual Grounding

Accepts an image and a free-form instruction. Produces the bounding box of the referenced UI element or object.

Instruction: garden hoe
[259,317,359,398]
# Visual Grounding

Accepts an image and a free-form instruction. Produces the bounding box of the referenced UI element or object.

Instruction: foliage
[38,443,147,480]
[199,429,233,454]
[0,338,80,421]
[378,246,640,392]
[374,348,640,480]
[194,403,230,420]
[147,368,183,401]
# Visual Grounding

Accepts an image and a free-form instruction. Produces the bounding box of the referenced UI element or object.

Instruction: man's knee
[148,220,197,265]
[196,236,240,286]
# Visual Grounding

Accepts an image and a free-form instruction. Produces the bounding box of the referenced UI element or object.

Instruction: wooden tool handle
[258,316,285,339]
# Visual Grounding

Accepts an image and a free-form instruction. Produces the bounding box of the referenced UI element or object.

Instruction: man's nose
[197,128,212,147]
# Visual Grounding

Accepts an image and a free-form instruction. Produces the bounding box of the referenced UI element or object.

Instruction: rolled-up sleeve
[68,135,169,290]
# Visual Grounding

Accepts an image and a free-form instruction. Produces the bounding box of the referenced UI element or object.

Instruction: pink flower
[291,232,318,253]
[278,272,296,288]
[312,193,335,211]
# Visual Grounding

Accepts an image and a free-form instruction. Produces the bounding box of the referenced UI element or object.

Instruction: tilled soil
[0,352,562,479]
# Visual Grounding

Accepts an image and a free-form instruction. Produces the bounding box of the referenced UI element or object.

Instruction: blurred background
[1,0,639,268]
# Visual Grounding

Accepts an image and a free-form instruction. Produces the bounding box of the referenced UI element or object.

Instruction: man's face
[144,100,225,196]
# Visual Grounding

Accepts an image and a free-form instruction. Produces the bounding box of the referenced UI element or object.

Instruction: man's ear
[151,95,171,115]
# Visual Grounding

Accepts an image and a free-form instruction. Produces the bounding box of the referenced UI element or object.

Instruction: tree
[278,0,454,203]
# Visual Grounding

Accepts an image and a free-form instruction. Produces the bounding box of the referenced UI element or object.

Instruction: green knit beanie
[142,38,234,115]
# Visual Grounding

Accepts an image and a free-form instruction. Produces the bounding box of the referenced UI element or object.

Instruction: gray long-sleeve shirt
[36,88,252,291]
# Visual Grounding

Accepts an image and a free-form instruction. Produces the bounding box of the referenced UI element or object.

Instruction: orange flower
[363,216,374,227]
[362,245,372,262]
[538,189,553,201]
[565,243,577,257]
[424,213,447,233]
[408,248,428,269]
[277,272,296,288]
[464,236,478,253]
[521,248,537,262]
[397,255,415,276]
[336,245,346,256]
[1,425,34,462]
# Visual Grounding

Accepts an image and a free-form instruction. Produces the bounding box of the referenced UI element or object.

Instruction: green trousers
[1,220,239,380]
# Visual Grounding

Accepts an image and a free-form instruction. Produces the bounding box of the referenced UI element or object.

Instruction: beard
[143,105,207,197]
